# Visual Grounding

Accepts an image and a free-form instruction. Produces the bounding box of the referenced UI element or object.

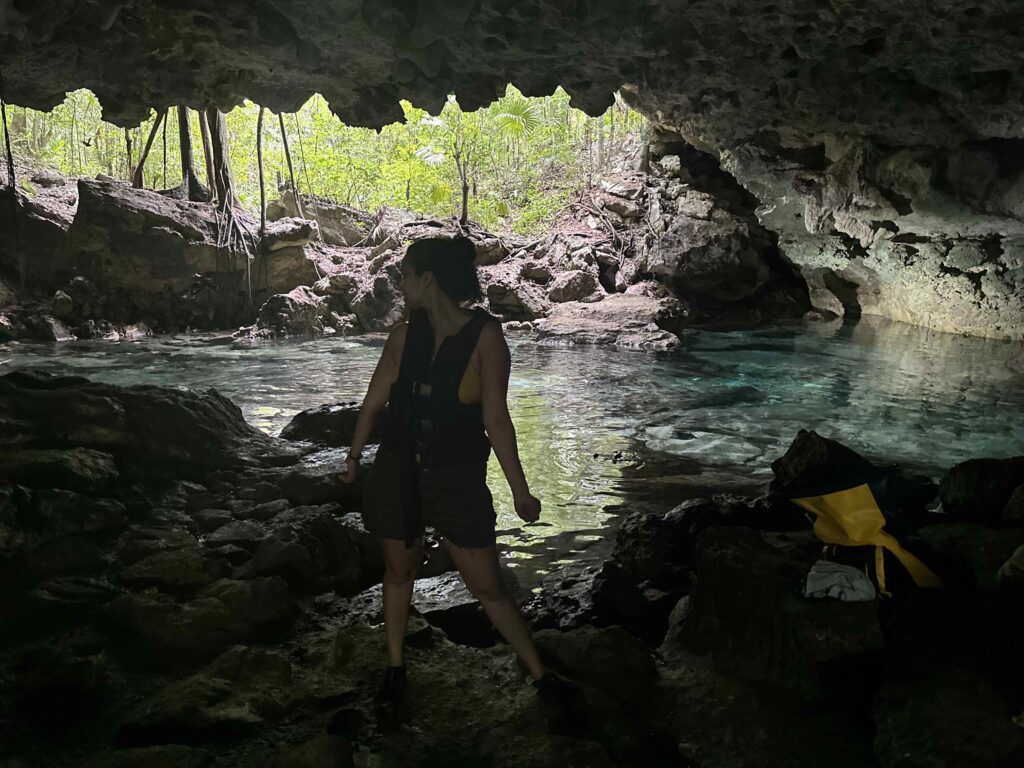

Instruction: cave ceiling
[1,1,1023,152]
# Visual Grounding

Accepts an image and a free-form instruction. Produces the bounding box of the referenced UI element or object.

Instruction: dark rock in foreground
[278,402,382,448]
[0,369,279,476]
[940,456,1024,526]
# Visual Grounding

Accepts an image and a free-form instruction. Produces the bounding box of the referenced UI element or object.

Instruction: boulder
[117,527,202,567]
[520,261,552,282]
[471,233,507,266]
[121,546,211,591]
[63,178,245,328]
[769,430,938,515]
[261,246,321,297]
[348,268,404,331]
[533,294,683,350]
[263,217,319,251]
[50,290,73,317]
[0,307,77,342]
[204,520,266,551]
[599,177,644,200]
[0,183,76,292]
[105,576,294,669]
[645,190,771,302]
[485,279,550,321]
[235,506,377,595]
[532,624,658,697]
[118,645,293,747]
[939,457,1024,525]
[769,430,878,495]
[243,286,328,339]
[0,487,128,558]
[278,402,382,447]
[0,448,118,493]
[268,193,373,247]
[664,526,884,697]
[546,269,600,303]
[523,560,672,645]
[0,370,278,475]
[611,495,805,584]
[914,524,1024,589]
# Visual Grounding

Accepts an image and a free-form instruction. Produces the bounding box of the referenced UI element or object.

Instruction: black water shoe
[375,664,407,707]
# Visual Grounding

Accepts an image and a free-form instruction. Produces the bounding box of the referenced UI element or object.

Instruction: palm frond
[494,96,540,136]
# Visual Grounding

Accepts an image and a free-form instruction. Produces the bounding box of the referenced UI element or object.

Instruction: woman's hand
[339,456,358,484]
[513,490,541,523]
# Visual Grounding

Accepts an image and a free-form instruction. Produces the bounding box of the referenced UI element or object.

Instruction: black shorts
[361,446,497,549]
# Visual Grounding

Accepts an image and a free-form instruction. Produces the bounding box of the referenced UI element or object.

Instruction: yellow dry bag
[793,483,942,594]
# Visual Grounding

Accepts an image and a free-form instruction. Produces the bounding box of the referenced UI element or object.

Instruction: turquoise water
[3,317,1022,584]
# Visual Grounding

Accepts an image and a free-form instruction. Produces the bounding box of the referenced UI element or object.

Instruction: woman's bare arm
[479,321,539,520]
[340,324,405,481]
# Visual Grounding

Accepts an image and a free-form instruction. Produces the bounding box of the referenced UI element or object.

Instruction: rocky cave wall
[2,0,1024,338]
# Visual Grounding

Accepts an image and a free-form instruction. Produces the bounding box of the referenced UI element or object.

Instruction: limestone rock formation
[62,178,319,330]
[533,294,684,350]
[5,1,1024,338]
[268,192,373,247]
[236,285,329,340]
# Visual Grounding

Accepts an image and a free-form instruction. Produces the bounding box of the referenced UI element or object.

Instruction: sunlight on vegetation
[5,86,646,235]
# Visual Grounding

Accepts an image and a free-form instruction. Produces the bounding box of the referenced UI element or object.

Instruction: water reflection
[3,317,1022,589]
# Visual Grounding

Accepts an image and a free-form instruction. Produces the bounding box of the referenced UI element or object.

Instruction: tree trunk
[206,107,237,208]
[255,106,267,305]
[161,107,168,188]
[198,109,217,202]
[278,113,303,218]
[124,128,133,179]
[177,106,209,202]
[132,109,165,188]
[458,160,469,226]
[257,107,267,239]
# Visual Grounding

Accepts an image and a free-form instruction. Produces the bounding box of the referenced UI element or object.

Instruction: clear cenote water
[3,316,1022,587]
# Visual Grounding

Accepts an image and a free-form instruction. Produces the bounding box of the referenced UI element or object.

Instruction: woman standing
[340,236,579,715]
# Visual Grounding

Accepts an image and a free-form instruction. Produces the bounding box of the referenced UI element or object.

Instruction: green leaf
[415,146,446,165]
[493,95,540,136]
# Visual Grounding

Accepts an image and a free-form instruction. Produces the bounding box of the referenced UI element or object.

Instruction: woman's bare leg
[447,540,547,680]
[380,536,423,666]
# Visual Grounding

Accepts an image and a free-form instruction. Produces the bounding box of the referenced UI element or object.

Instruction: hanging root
[214,199,259,317]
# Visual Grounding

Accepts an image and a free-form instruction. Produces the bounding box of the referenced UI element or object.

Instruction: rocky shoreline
[2,371,1022,767]
[2,154,811,352]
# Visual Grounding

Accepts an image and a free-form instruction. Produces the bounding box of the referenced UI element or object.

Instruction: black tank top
[379,307,494,546]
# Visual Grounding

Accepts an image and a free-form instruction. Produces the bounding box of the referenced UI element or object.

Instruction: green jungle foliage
[3,86,646,235]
